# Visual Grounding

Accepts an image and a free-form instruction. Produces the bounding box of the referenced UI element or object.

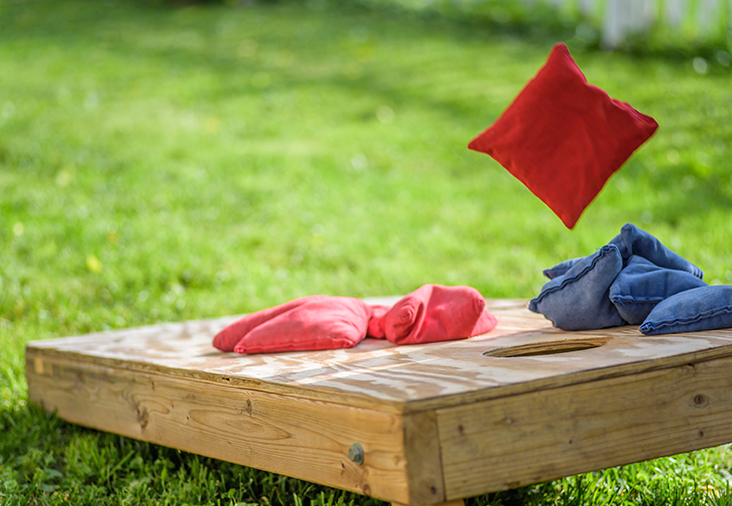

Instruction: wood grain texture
[26,300,732,412]
[26,353,411,504]
[437,355,732,499]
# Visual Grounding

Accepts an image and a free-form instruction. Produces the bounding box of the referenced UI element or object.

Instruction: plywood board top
[27,298,732,411]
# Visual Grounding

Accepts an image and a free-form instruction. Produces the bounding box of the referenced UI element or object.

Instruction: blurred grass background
[1,0,732,504]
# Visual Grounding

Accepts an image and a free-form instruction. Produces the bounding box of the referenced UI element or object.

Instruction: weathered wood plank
[26,352,412,504]
[437,355,732,499]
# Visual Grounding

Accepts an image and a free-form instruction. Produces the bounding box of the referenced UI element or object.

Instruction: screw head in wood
[348,443,364,465]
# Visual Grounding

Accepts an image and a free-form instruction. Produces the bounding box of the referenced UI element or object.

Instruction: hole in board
[483,336,612,357]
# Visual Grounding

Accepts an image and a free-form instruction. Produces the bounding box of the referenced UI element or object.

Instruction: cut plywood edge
[25,300,732,414]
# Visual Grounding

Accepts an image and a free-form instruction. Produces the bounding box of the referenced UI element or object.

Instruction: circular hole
[484,337,611,357]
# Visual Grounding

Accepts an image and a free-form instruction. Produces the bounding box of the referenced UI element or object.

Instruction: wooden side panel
[26,352,409,504]
[438,356,732,500]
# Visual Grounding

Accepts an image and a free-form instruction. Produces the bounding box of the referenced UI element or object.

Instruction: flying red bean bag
[468,43,658,229]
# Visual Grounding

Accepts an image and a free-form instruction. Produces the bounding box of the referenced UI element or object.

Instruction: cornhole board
[25,298,732,506]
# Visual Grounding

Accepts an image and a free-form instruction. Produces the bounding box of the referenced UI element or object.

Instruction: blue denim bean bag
[609,256,708,324]
[608,223,704,278]
[534,223,707,331]
[640,285,732,335]
[544,223,704,281]
[640,286,732,336]
[529,244,625,330]
[542,257,584,280]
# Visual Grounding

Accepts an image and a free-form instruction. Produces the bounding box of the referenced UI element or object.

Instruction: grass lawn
[1,0,732,504]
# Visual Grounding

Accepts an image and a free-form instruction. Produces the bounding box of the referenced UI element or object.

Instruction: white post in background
[603,0,633,48]
[603,0,623,48]
[519,0,728,49]
[698,0,718,36]
[602,0,656,48]
[630,0,656,32]
[666,0,685,28]
[579,0,594,17]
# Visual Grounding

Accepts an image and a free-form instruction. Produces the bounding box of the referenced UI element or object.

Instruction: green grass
[1,0,732,504]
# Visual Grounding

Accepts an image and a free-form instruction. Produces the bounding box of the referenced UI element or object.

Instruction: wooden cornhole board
[25,298,732,506]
